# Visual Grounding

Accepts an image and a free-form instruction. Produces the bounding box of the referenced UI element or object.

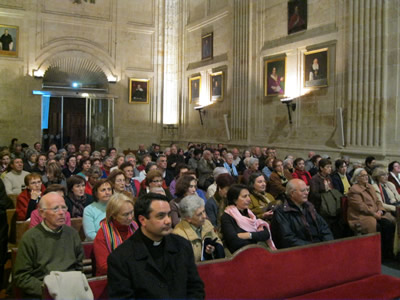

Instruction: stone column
[346,0,388,149]
[231,0,250,141]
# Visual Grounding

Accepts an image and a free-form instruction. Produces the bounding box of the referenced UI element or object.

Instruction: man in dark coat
[107,193,205,299]
[271,179,333,249]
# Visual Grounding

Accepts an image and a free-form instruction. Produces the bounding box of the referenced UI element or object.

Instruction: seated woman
[268,159,292,200]
[291,158,312,186]
[23,149,38,173]
[309,158,334,213]
[42,162,66,188]
[205,173,235,229]
[348,168,396,259]
[0,151,10,175]
[283,158,294,174]
[32,154,47,177]
[372,167,400,214]
[110,153,125,173]
[173,194,224,262]
[261,157,274,181]
[242,158,259,185]
[83,179,113,241]
[138,169,172,200]
[119,162,141,197]
[137,162,158,186]
[170,174,198,227]
[309,155,322,177]
[221,184,276,254]
[248,172,277,220]
[65,175,93,218]
[16,173,46,221]
[93,192,138,275]
[85,165,102,196]
[29,184,71,228]
[331,159,352,195]
[108,169,127,194]
[76,158,91,181]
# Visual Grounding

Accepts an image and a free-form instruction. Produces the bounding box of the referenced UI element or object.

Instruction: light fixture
[72,82,80,88]
[281,97,297,124]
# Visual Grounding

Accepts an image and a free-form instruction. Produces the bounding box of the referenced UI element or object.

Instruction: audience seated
[85,165,102,196]
[291,157,312,186]
[62,155,79,179]
[261,157,274,180]
[188,149,202,172]
[170,175,198,227]
[308,154,321,176]
[43,162,67,188]
[65,175,93,218]
[206,167,229,199]
[13,192,83,298]
[205,174,235,230]
[156,155,174,186]
[167,145,185,174]
[22,148,38,173]
[137,153,151,172]
[83,179,113,241]
[331,159,352,195]
[247,172,277,220]
[169,163,189,197]
[76,157,91,181]
[388,161,400,194]
[309,158,335,213]
[197,150,216,190]
[221,184,276,254]
[32,153,47,176]
[242,157,259,185]
[173,194,224,262]
[223,153,238,182]
[138,169,172,200]
[16,173,46,221]
[347,168,396,259]
[93,192,138,276]
[3,157,30,195]
[107,169,127,194]
[0,151,10,176]
[0,179,12,289]
[271,179,334,249]
[372,167,400,214]
[119,162,140,197]
[29,184,71,228]
[268,159,292,200]
[109,153,125,173]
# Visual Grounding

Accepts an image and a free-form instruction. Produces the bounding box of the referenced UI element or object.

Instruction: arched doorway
[33,56,116,150]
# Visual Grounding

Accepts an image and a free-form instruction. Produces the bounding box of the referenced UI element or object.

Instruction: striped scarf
[100,219,138,253]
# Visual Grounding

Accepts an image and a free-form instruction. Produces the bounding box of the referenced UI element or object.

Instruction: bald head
[39,192,67,230]
[286,179,309,205]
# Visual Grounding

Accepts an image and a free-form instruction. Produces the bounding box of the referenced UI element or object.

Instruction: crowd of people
[1,139,399,297]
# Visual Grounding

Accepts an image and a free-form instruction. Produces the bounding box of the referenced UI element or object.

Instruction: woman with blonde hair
[93,192,138,275]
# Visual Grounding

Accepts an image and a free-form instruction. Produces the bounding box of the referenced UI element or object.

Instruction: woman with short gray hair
[242,157,259,185]
[173,194,225,262]
[371,167,400,214]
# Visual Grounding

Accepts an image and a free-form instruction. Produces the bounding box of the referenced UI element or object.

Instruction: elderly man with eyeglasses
[14,192,83,298]
[271,179,333,249]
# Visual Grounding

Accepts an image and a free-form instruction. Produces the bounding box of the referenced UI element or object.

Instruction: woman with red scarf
[93,192,138,276]
[292,158,312,186]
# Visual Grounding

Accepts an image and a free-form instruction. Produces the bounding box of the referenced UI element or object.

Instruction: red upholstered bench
[196,233,400,299]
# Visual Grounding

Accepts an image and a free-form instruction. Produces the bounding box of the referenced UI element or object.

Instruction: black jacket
[270,197,333,249]
[107,229,205,299]
[331,172,351,195]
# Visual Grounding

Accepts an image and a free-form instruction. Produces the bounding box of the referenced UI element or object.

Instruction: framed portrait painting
[211,71,223,101]
[129,78,149,104]
[189,76,201,104]
[201,33,213,60]
[304,48,328,88]
[288,0,307,35]
[0,25,18,57]
[264,57,286,96]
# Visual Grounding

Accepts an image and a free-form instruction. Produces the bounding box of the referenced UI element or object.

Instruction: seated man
[107,193,205,299]
[13,192,83,298]
[271,179,333,249]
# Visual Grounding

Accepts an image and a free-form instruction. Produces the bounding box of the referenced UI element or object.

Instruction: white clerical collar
[153,240,162,246]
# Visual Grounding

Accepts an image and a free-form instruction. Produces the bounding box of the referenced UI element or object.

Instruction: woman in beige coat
[347,168,395,259]
[173,194,225,262]
[372,167,400,214]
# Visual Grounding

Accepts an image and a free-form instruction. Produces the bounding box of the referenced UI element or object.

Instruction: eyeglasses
[41,205,68,213]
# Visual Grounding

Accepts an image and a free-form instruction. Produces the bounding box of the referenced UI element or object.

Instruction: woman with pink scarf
[221,184,276,254]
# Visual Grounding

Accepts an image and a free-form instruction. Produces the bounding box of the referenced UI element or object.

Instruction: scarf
[224,205,276,250]
[379,184,391,204]
[100,219,138,253]
[223,162,238,177]
[67,192,86,218]
[251,190,273,206]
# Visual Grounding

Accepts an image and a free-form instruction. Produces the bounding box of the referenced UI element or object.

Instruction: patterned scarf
[67,192,86,218]
[100,219,138,253]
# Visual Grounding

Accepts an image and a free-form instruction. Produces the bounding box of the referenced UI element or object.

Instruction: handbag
[320,189,343,217]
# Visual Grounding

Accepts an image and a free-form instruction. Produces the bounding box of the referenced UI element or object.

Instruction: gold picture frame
[264,56,286,96]
[304,48,328,88]
[129,78,150,104]
[0,24,18,57]
[189,76,201,104]
[211,71,223,101]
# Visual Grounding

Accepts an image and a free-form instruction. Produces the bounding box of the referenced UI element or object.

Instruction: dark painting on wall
[211,72,223,101]
[189,76,201,103]
[288,0,307,35]
[129,78,150,104]
[304,48,328,88]
[202,33,213,60]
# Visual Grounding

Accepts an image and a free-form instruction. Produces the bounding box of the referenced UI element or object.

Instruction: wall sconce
[281,97,297,124]
[194,105,207,125]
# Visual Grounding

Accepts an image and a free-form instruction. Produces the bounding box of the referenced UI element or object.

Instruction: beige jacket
[373,181,400,212]
[173,219,222,262]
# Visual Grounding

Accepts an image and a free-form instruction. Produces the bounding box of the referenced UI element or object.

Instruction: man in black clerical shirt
[107,193,205,299]
[271,179,333,249]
